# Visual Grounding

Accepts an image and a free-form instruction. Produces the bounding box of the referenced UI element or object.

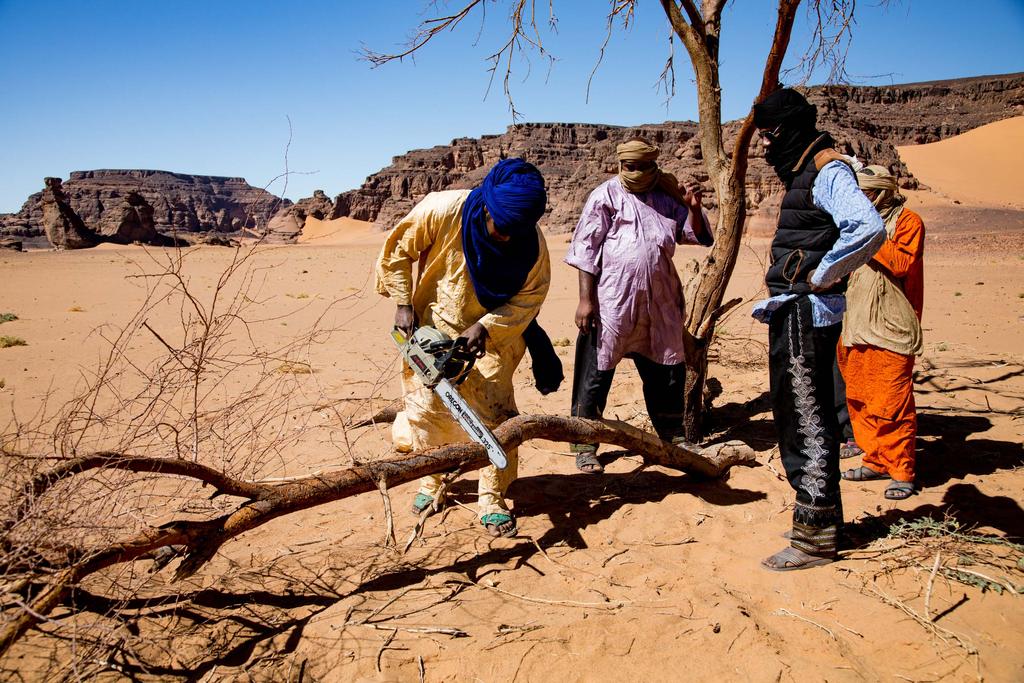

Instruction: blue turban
[461,158,546,310]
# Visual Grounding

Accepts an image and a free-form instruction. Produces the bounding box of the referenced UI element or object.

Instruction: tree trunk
[682,172,746,440]
[664,0,802,441]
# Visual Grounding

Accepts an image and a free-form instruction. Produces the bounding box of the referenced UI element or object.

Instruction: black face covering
[754,89,822,183]
[764,126,822,183]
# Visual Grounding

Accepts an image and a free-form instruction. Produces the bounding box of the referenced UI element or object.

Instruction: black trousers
[832,354,854,441]
[570,330,686,444]
[768,296,843,557]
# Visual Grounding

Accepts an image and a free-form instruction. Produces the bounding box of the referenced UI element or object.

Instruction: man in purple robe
[565,138,713,473]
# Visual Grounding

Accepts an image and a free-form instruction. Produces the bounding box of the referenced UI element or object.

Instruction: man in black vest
[752,89,885,571]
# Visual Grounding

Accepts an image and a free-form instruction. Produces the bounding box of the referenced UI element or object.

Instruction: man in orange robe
[838,165,925,500]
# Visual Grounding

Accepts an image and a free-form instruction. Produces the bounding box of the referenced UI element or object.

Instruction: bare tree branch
[785,0,858,83]
[730,0,802,184]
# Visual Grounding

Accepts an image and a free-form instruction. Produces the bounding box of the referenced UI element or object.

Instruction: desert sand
[897,116,1024,210]
[0,125,1022,682]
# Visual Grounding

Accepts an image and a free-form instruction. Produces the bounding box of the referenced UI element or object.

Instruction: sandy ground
[1,133,1022,681]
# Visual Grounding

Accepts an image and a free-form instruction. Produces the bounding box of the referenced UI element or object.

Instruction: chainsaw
[390,326,508,470]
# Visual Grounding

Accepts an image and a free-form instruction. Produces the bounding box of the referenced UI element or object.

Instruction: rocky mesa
[1,170,291,248]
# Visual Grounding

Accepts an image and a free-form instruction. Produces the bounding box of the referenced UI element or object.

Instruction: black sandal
[884,481,915,500]
[841,466,890,482]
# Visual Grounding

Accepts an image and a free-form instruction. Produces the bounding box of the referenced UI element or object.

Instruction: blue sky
[1,0,1022,213]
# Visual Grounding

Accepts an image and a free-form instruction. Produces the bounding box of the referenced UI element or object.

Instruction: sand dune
[898,116,1024,209]
[297,215,385,246]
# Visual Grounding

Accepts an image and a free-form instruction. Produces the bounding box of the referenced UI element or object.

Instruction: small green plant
[886,516,1024,594]
[936,342,948,352]
[0,313,17,324]
[0,336,27,348]
[67,306,84,312]
[954,291,962,297]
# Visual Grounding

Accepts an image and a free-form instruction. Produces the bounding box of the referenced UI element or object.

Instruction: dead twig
[772,607,836,640]
[377,476,396,548]
[864,582,977,655]
[365,623,468,638]
[403,468,461,554]
[447,578,628,610]
[376,628,397,673]
[924,551,941,621]
[601,549,629,568]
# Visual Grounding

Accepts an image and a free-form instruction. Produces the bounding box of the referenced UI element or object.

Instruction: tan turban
[616,140,660,162]
[617,140,661,193]
[856,165,904,233]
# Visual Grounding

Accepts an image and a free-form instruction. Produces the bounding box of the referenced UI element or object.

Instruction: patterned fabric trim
[786,306,829,501]
[793,501,840,556]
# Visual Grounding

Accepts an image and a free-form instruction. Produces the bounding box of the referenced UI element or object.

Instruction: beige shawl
[842,165,922,355]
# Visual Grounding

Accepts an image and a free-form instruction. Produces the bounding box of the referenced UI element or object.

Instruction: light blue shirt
[751,160,886,326]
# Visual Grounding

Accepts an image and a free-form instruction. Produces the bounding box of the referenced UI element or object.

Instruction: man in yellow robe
[375,159,550,537]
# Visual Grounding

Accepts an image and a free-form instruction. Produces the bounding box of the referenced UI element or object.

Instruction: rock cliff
[329,72,1024,233]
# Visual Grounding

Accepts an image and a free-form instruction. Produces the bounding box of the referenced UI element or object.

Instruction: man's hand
[459,322,488,357]
[394,305,415,337]
[682,184,713,244]
[683,185,703,214]
[575,270,599,335]
[806,269,829,293]
[575,298,598,335]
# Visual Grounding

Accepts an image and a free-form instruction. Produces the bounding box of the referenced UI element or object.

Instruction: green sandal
[481,512,518,538]
[411,492,443,516]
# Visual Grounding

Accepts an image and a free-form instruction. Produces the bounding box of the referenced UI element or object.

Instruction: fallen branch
[377,476,397,548]
[0,415,754,655]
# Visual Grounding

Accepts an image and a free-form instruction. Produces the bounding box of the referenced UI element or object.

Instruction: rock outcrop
[266,190,334,242]
[40,178,100,249]
[96,191,159,244]
[329,72,1024,233]
[1,170,290,246]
